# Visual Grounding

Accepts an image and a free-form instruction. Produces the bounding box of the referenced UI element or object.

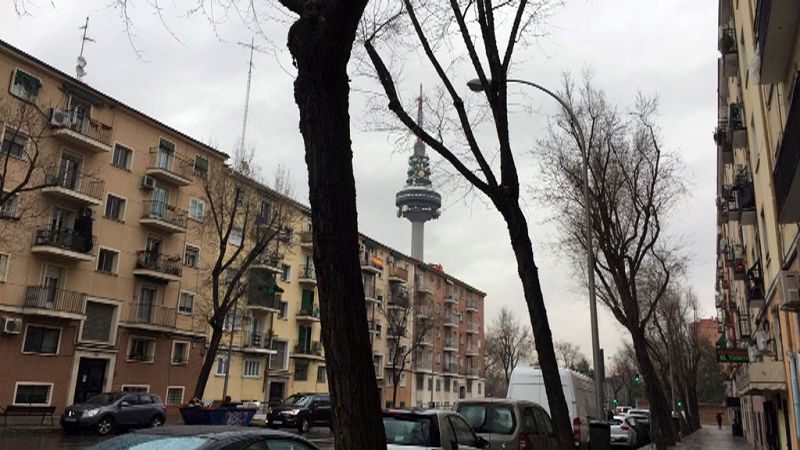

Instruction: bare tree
[485,307,534,390]
[383,283,438,407]
[554,340,583,370]
[365,2,578,446]
[538,77,685,449]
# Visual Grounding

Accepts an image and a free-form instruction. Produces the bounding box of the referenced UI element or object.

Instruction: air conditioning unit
[140,176,156,190]
[754,330,770,353]
[2,317,22,335]
[779,271,800,311]
[49,108,72,128]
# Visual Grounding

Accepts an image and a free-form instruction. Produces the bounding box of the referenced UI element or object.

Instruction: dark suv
[266,393,331,433]
[61,392,166,436]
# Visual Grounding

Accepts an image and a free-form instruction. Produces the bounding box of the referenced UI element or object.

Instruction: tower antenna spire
[235,37,268,169]
[76,16,95,80]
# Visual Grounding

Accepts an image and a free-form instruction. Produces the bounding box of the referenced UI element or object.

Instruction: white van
[506,366,595,449]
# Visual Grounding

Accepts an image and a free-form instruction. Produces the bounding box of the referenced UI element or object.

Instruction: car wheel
[96,416,114,436]
[149,415,165,428]
[298,418,310,433]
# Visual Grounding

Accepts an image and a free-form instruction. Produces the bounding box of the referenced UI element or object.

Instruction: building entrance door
[74,358,108,403]
[268,382,284,405]
[764,401,779,450]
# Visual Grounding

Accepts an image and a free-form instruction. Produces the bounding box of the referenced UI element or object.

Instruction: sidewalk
[643,426,750,450]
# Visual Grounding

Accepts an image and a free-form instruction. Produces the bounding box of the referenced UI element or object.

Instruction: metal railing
[245,333,272,349]
[389,266,408,281]
[718,27,737,55]
[297,304,320,318]
[247,293,281,310]
[465,322,479,333]
[466,366,480,376]
[387,327,406,338]
[141,200,187,228]
[58,114,113,146]
[24,286,85,314]
[443,361,459,374]
[33,228,94,254]
[361,252,383,271]
[148,149,194,180]
[388,294,409,308]
[443,338,458,349]
[299,265,316,280]
[254,251,283,268]
[135,250,182,277]
[300,230,313,246]
[466,298,481,310]
[44,168,104,201]
[443,313,459,327]
[127,302,177,328]
[293,340,323,356]
[415,359,432,371]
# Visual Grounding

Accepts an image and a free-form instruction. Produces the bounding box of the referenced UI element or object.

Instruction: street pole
[467,77,604,419]
[222,301,239,400]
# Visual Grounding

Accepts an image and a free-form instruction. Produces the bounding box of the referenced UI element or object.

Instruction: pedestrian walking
[716,412,723,430]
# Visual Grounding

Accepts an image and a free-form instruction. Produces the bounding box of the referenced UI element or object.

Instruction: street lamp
[467,77,604,419]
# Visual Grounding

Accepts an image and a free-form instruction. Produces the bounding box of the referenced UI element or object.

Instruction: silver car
[609,416,638,448]
[455,399,559,450]
[383,409,489,450]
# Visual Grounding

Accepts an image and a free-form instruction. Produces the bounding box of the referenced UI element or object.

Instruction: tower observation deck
[396,85,441,261]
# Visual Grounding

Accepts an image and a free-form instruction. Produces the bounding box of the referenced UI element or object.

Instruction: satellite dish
[75,66,86,78]
[77,56,87,68]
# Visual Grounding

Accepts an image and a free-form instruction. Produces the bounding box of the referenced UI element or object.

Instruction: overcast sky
[0,0,718,363]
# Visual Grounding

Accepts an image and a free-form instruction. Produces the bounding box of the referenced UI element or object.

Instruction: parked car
[609,415,638,448]
[383,409,489,450]
[87,425,321,450]
[60,392,166,436]
[506,366,595,448]
[625,410,650,443]
[615,406,632,415]
[266,392,331,433]
[455,398,558,450]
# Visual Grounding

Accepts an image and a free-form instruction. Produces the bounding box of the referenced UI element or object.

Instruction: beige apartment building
[0,39,485,414]
[714,1,800,449]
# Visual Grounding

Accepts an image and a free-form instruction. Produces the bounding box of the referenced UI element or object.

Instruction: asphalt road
[0,426,335,449]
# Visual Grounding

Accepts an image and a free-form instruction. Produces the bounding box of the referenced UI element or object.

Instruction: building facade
[713,1,800,449]
[0,39,485,415]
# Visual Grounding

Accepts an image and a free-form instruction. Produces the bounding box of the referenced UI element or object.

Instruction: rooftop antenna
[76,16,95,80]
[235,37,268,168]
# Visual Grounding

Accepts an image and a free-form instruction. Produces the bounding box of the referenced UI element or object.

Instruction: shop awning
[737,359,787,395]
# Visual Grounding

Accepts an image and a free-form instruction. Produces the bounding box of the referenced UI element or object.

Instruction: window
[477,383,481,395]
[97,248,119,274]
[111,144,133,170]
[428,377,433,391]
[104,195,126,221]
[230,226,243,247]
[193,155,208,178]
[215,354,228,376]
[533,408,554,435]
[121,385,149,393]
[9,69,41,101]
[1,127,27,158]
[178,292,194,315]
[171,341,189,364]
[166,387,184,405]
[128,337,155,362]
[13,383,51,406]
[243,359,261,378]
[22,325,59,354]
[436,379,441,392]
[184,245,199,268]
[416,373,424,391]
[0,192,19,219]
[188,198,205,221]
[223,310,240,331]
[317,366,327,383]
[280,264,291,282]
[271,340,289,370]
[81,301,116,343]
[448,415,480,447]
[278,301,288,319]
[0,253,8,282]
[294,362,308,381]
[444,378,451,392]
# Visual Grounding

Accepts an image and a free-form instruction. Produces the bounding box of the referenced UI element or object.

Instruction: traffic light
[634,373,641,383]
[677,400,683,408]
[612,398,618,405]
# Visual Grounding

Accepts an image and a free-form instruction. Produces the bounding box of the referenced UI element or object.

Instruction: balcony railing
[33,228,94,254]
[141,200,187,228]
[387,327,406,338]
[299,265,316,281]
[294,340,323,356]
[297,304,320,319]
[444,338,458,349]
[148,149,194,180]
[466,298,481,310]
[774,73,800,223]
[466,366,480,376]
[247,293,281,311]
[254,251,283,269]
[24,286,86,315]
[135,250,182,277]
[387,294,409,309]
[245,332,273,349]
[443,362,459,374]
[57,114,113,146]
[718,27,737,55]
[746,261,766,308]
[44,168,104,201]
[361,252,383,271]
[443,314,459,327]
[300,230,313,247]
[127,302,177,328]
[389,266,408,282]
[465,322,479,333]
[415,359,432,371]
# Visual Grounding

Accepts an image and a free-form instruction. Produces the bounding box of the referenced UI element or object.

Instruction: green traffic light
[612,399,618,404]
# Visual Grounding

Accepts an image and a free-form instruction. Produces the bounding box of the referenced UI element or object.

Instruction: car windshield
[383,415,435,446]
[87,434,207,450]
[85,393,125,405]
[457,403,516,434]
[609,419,623,426]
[282,394,312,407]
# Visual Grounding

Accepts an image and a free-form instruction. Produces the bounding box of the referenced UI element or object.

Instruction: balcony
[387,293,409,310]
[466,366,480,379]
[415,359,433,372]
[300,230,313,250]
[418,334,433,346]
[714,121,733,165]
[443,362,459,376]
[465,322,479,334]
[296,305,320,322]
[23,286,86,318]
[443,313,459,328]
[731,181,756,226]
[444,294,459,305]
[31,228,94,262]
[755,0,800,84]
[246,293,281,313]
[42,169,104,206]
[718,27,738,77]
[51,113,112,153]
[126,302,177,331]
[145,149,193,186]
[746,261,766,310]
[133,250,182,282]
[443,338,458,352]
[387,327,406,339]
[728,103,747,149]
[466,345,479,357]
[252,251,283,273]
[140,201,187,233]
[388,266,408,283]
[416,276,433,294]
[361,253,383,274]
[368,319,381,336]
[243,333,278,355]
[298,265,316,285]
[736,359,787,396]
[466,298,480,312]
[291,340,324,360]
[774,75,800,223]
[364,286,383,305]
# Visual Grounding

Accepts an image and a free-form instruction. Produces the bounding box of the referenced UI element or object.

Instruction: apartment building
[713,1,800,449]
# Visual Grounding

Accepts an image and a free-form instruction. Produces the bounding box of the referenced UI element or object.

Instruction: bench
[0,405,56,426]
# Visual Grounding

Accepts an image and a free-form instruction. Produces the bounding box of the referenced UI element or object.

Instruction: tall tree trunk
[285,4,385,449]
[631,327,676,449]
[687,378,700,431]
[194,324,224,399]
[501,201,575,450]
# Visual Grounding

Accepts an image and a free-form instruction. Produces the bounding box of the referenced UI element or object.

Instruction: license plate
[272,420,282,425]
[63,417,77,422]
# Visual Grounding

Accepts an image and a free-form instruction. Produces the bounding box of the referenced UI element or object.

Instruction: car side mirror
[119,401,130,408]
[476,436,490,449]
